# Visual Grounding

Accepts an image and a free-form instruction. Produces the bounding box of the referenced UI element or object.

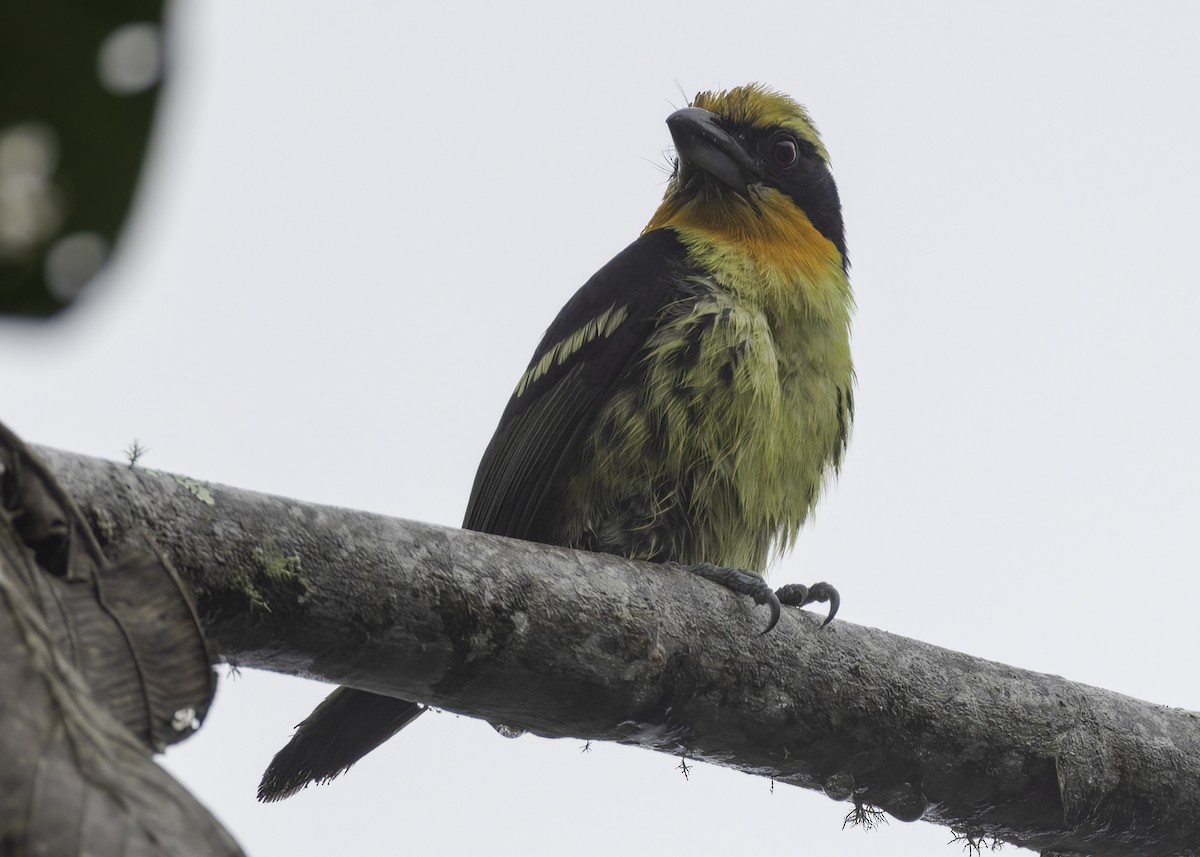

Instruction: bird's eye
[770,137,799,170]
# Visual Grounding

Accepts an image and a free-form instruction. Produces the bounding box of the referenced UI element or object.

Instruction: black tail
[258,687,425,802]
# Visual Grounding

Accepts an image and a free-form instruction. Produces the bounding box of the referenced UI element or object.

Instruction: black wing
[464,228,688,543]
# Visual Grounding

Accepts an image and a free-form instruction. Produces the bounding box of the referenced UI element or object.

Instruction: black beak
[666,107,763,193]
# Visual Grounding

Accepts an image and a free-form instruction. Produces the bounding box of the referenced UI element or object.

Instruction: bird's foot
[676,564,841,634]
[776,581,840,627]
[678,563,782,634]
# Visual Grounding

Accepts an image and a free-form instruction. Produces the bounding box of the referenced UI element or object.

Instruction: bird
[257,83,853,802]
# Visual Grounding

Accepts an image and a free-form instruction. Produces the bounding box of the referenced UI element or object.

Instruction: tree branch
[37,447,1200,856]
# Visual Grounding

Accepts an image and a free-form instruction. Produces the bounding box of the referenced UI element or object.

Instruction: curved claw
[757,588,782,636]
[806,581,841,626]
[677,563,782,635]
[776,581,841,626]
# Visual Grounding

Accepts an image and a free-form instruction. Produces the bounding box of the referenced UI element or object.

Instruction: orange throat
[644,187,846,313]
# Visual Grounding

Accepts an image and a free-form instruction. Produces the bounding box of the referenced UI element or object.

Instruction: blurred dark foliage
[0,0,165,316]
[0,421,241,855]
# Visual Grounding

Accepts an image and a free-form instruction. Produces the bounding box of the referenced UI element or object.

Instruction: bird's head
[645,84,847,287]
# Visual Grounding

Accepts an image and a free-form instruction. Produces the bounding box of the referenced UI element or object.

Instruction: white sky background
[4,1,1200,854]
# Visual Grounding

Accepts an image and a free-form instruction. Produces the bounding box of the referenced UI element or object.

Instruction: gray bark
[38,446,1200,857]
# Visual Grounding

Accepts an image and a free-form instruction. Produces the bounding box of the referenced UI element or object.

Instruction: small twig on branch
[36,446,1200,857]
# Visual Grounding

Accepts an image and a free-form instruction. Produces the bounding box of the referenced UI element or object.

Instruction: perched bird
[258,83,853,802]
